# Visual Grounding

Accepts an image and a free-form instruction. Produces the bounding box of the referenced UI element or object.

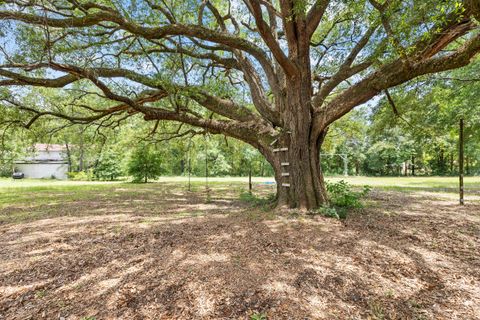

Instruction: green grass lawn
[1,175,477,213]
[1,175,477,191]
[327,175,480,190]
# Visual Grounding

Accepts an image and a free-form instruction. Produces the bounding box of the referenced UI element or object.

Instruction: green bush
[316,205,342,219]
[128,144,163,183]
[67,169,95,181]
[312,180,370,219]
[95,150,123,181]
[326,180,370,209]
[0,163,12,177]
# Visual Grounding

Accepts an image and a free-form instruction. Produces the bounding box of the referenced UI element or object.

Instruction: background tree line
[1,59,479,180]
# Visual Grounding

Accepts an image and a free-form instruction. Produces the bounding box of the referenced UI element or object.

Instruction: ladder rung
[273,147,288,153]
[269,139,278,146]
[281,162,290,166]
[282,183,290,187]
[281,173,290,177]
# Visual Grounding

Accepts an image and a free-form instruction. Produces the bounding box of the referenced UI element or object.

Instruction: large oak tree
[0,0,479,209]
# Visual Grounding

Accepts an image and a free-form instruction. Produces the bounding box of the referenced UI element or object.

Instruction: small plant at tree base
[368,300,385,320]
[315,205,341,219]
[326,180,371,208]
[127,144,163,183]
[311,181,370,219]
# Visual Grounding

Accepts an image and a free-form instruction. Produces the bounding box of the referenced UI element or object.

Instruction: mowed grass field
[1,175,479,224]
[2,175,480,190]
[1,176,479,319]
[1,176,479,205]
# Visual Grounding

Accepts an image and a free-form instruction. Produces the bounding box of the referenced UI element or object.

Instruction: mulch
[0,188,479,319]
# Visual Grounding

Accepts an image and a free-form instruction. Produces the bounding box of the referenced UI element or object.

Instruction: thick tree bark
[264,133,328,211]
[260,73,329,211]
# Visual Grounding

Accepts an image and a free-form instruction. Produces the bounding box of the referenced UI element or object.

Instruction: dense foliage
[320,58,480,176]
[95,149,123,181]
[128,144,164,183]
[1,57,479,179]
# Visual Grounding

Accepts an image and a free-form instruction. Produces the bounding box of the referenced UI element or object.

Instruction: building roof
[34,143,67,152]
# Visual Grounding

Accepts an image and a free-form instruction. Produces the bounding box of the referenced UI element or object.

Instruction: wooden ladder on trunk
[272,140,290,187]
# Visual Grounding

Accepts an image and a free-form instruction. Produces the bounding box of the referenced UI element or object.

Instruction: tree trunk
[260,74,329,211]
[267,137,328,210]
[411,155,415,176]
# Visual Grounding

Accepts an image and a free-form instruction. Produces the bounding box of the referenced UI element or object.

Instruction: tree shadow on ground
[0,187,479,319]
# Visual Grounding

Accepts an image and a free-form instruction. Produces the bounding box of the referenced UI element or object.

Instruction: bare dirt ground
[0,183,479,319]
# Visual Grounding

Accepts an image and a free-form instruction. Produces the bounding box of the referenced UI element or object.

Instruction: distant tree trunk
[180,159,185,175]
[78,131,85,172]
[411,155,415,176]
[450,153,454,174]
[437,148,446,175]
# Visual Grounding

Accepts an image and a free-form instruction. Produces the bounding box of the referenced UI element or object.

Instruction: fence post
[459,118,464,205]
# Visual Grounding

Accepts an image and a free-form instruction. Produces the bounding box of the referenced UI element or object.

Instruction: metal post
[187,139,192,191]
[459,118,464,205]
[188,156,191,192]
[205,145,208,191]
[248,164,252,193]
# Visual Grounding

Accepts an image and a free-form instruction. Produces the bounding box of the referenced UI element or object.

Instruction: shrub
[312,180,370,219]
[67,169,95,181]
[326,180,370,209]
[0,163,12,177]
[95,150,123,181]
[316,205,342,220]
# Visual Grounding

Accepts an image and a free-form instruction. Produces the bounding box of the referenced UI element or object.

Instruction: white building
[14,144,69,179]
